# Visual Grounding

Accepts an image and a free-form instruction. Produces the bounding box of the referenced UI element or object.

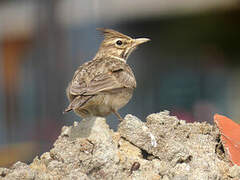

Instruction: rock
[118,114,157,154]
[48,116,120,179]
[63,169,89,180]
[0,111,237,179]
[5,162,35,180]
[0,168,10,178]
[162,175,170,180]
[228,165,240,178]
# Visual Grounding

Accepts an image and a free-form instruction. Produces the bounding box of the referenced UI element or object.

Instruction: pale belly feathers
[74,88,134,118]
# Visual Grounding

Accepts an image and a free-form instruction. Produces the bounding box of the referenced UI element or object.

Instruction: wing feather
[70,68,136,96]
[65,57,136,112]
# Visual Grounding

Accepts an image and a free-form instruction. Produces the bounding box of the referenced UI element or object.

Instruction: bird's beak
[133,38,151,47]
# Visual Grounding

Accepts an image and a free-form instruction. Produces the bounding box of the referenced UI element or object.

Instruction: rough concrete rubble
[1,111,240,180]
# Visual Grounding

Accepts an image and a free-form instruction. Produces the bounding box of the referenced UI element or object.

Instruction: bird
[64,28,150,121]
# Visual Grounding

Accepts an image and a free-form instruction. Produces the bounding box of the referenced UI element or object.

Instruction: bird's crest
[97,28,131,40]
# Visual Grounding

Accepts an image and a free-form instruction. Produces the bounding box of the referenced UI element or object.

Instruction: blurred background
[0,0,240,167]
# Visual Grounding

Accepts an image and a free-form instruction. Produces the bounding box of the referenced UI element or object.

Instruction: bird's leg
[112,109,124,121]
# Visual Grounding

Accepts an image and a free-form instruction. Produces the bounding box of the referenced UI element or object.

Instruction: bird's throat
[109,55,126,63]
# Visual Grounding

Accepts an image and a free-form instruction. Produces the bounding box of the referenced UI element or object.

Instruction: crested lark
[64,28,150,121]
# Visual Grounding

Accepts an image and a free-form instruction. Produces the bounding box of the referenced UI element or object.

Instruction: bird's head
[95,28,150,62]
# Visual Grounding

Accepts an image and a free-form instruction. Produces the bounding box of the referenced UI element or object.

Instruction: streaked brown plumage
[64,28,150,120]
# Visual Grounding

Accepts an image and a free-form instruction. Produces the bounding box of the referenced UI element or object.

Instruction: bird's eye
[116,40,123,46]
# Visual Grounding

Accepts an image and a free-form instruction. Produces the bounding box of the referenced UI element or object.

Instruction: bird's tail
[63,96,93,114]
[63,107,72,114]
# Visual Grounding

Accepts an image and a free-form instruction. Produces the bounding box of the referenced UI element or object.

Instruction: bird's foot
[112,109,124,121]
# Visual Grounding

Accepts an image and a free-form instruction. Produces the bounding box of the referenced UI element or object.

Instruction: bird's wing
[69,64,136,96]
[64,95,93,113]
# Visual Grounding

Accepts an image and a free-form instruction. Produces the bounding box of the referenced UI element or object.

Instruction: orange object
[214,114,240,166]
